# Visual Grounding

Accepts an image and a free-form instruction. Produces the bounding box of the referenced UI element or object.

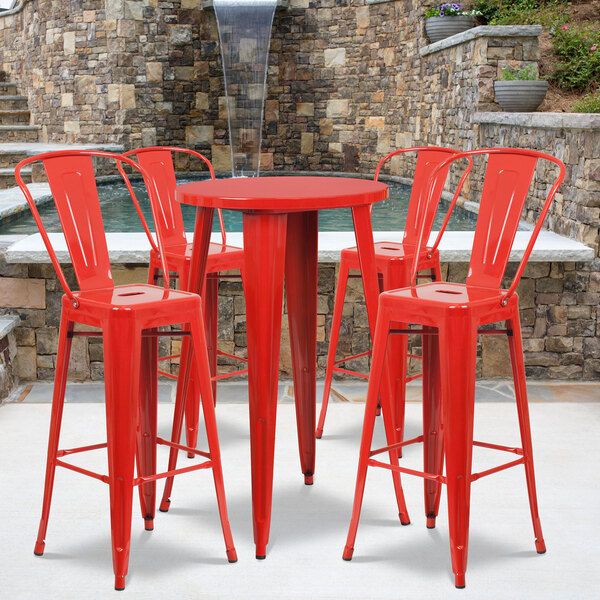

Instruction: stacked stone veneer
[0,0,599,382]
[0,2,557,171]
[0,315,18,398]
[1,254,598,382]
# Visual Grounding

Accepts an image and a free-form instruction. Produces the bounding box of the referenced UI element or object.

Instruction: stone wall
[2,2,594,252]
[0,0,598,382]
[0,315,18,398]
[2,252,598,382]
[0,2,545,169]
[0,0,226,153]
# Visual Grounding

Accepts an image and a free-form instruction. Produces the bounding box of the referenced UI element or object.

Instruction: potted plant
[425,3,481,44]
[494,65,549,112]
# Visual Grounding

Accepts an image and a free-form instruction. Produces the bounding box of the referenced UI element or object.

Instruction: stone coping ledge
[420,25,542,57]
[4,229,593,264]
[0,1,24,18]
[0,124,40,131]
[0,143,125,220]
[0,168,448,224]
[0,182,51,221]
[473,111,600,130]
[0,142,124,154]
[0,314,19,338]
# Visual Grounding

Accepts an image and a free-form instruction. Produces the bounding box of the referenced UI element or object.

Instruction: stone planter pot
[425,16,475,43]
[494,80,549,112]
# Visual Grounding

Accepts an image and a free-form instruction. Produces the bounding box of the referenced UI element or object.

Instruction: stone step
[0,95,29,111]
[0,125,40,143]
[0,166,31,189]
[0,149,28,168]
[0,82,18,94]
[0,110,30,125]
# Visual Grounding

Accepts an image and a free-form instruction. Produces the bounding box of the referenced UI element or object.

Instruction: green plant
[500,64,541,80]
[551,24,600,91]
[571,89,600,113]
[425,3,482,18]
[472,0,568,28]
[471,0,502,22]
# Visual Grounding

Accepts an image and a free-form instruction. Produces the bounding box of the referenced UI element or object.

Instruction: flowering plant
[425,3,482,18]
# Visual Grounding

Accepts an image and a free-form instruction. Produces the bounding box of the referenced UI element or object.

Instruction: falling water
[213,0,277,177]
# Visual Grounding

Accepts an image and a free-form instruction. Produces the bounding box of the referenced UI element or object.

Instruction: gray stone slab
[17,381,175,404]
[10,380,295,405]
[473,111,600,130]
[0,142,124,154]
[5,229,594,264]
[421,25,543,57]
[0,143,125,220]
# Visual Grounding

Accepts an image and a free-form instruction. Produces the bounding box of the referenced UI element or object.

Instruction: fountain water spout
[213,0,277,177]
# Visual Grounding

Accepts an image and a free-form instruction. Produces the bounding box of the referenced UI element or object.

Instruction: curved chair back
[411,148,566,304]
[121,147,222,248]
[14,150,171,308]
[374,146,469,247]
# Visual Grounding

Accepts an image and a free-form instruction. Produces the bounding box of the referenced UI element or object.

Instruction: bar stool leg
[422,325,444,528]
[317,259,350,439]
[203,272,219,403]
[381,264,409,456]
[34,317,74,557]
[189,314,238,562]
[344,308,410,560]
[439,321,477,589]
[136,329,158,531]
[179,261,201,458]
[103,320,141,591]
[160,332,193,512]
[506,312,546,554]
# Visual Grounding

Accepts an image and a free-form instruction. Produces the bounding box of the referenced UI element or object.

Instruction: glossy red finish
[175,176,388,558]
[317,147,471,439]
[122,147,246,454]
[15,150,237,590]
[177,176,388,210]
[344,148,564,588]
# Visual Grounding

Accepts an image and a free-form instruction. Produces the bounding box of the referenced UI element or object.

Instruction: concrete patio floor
[0,380,598,599]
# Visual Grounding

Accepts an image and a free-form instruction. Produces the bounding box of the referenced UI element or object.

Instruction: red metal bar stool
[317,147,470,439]
[15,150,237,591]
[343,148,565,588]
[121,147,247,456]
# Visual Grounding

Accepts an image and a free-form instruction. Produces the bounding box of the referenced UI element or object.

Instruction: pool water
[0,179,477,235]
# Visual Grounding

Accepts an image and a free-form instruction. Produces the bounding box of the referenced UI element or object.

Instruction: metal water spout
[212,0,277,177]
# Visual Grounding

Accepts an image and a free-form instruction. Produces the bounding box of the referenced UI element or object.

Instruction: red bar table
[175,176,387,558]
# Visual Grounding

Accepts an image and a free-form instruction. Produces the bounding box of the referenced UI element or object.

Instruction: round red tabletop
[176,176,388,211]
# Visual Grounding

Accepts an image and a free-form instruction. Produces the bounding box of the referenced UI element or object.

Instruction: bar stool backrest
[14,150,172,307]
[411,148,566,304]
[122,147,223,248]
[374,146,465,247]
[467,152,541,289]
